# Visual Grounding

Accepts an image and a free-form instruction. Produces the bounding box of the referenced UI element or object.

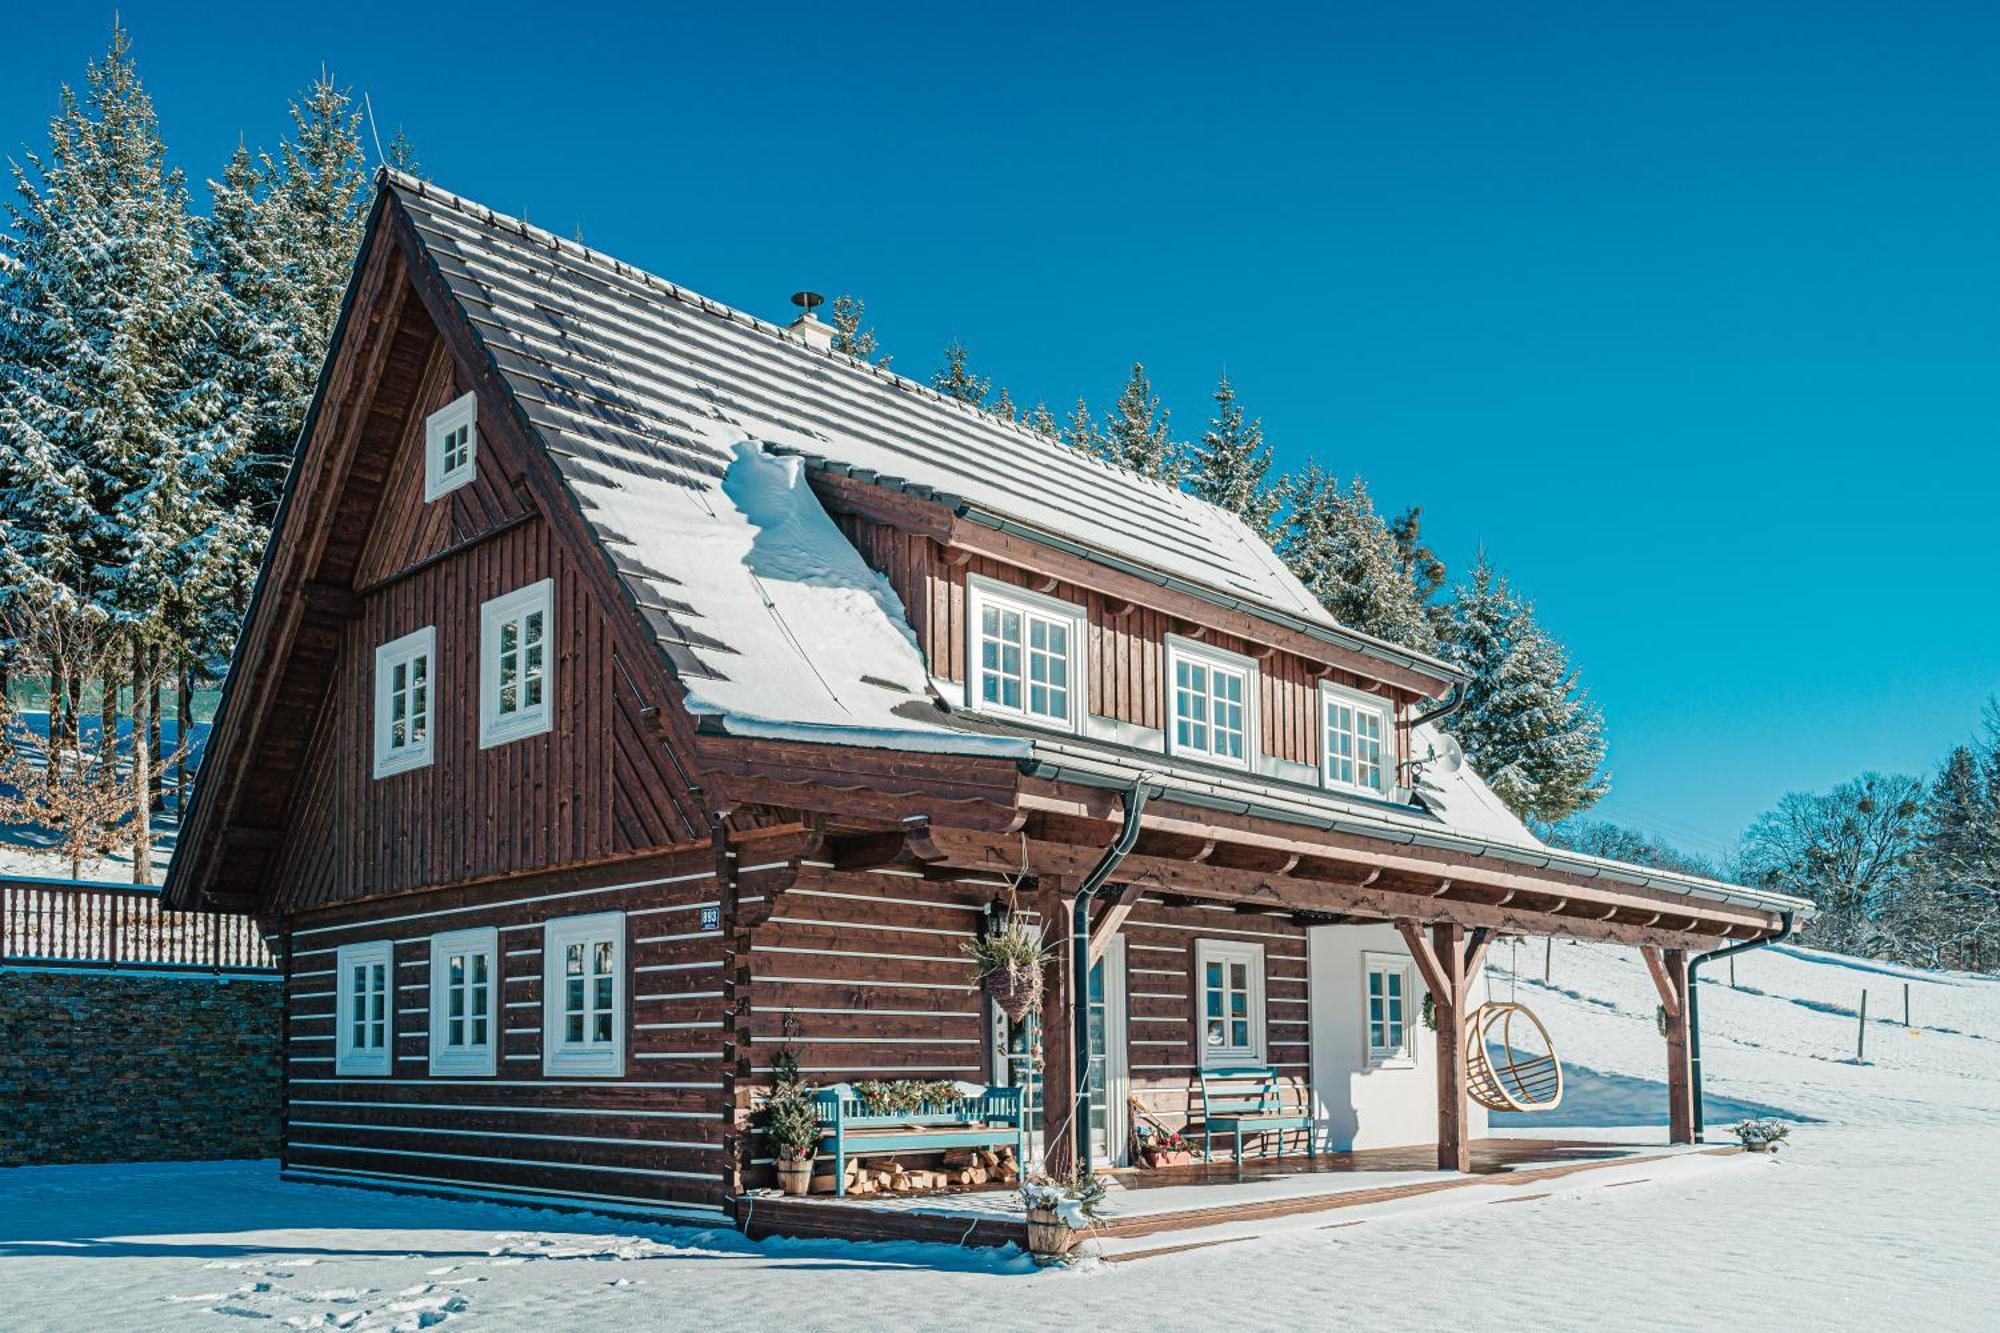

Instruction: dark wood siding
[281,847,734,1217]
[270,348,702,913]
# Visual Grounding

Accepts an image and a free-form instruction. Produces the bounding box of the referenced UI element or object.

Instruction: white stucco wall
[1307,922,1488,1152]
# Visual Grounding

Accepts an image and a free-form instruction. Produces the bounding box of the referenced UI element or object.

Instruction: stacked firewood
[813,1146,1021,1196]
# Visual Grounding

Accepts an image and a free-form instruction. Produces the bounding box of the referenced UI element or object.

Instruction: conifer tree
[1099,362,1182,481]
[1438,553,1609,826]
[930,339,989,405]
[829,293,886,365]
[1389,505,1448,603]
[1063,397,1102,455]
[992,386,1017,421]
[385,126,422,176]
[1278,465,1436,650]
[1026,401,1059,440]
[1188,372,1277,534]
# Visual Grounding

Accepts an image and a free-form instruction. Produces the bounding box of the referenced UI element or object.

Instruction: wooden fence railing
[1,876,276,973]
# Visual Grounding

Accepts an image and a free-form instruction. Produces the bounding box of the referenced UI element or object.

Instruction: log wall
[280,845,741,1219]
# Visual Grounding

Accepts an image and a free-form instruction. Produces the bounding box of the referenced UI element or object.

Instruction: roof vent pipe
[788,291,834,350]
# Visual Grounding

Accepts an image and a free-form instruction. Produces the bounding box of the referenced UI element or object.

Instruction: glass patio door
[992,936,1127,1166]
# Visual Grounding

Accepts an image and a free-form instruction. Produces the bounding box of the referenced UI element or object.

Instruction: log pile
[827,1145,1020,1196]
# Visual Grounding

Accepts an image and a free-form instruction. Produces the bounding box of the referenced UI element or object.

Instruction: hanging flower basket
[983,965,1041,1024]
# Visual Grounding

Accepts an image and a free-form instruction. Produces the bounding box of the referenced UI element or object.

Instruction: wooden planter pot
[775,1159,815,1195]
[1025,1207,1083,1265]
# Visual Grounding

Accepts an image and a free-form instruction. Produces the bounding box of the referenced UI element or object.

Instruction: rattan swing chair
[1464,1001,1564,1113]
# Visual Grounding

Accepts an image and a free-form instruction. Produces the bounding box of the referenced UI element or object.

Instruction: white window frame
[1320,680,1395,798]
[964,575,1087,733]
[428,927,499,1076]
[334,940,394,1076]
[542,911,625,1077]
[1165,635,1257,769]
[1194,938,1266,1068]
[1362,951,1417,1068]
[372,627,436,779]
[423,391,478,501]
[480,579,555,749]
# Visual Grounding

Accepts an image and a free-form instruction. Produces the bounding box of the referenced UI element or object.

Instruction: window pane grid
[979,596,1074,724]
[1175,654,1247,762]
[1326,694,1388,793]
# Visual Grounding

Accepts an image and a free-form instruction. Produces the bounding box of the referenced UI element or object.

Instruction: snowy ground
[4,940,1995,1331]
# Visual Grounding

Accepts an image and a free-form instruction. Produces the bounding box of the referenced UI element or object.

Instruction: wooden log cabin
[166,170,1811,1229]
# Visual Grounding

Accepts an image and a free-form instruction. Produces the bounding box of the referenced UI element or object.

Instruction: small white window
[480,580,554,748]
[1195,938,1265,1067]
[543,911,624,1077]
[429,927,499,1076]
[335,940,394,1076]
[1363,952,1416,1066]
[965,576,1086,731]
[372,627,435,779]
[1321,682,1394,796]
[1166,636,1255,768]
[424,391,478,500]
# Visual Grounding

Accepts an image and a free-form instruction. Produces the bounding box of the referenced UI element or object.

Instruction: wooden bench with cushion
[813,1082,1025,1196]
[1198,1066,1315,1163]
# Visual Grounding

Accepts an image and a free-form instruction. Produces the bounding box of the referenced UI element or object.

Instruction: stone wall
[0,968,282,1166]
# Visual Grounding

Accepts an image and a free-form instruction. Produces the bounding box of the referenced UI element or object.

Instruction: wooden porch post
[1398,919,1469,1173]
[1036,878,1079,1178]
[1643,945,1695,1144]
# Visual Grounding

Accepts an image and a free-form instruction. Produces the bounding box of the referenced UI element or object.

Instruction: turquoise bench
[813,1082,1025,1197]
[1198,1066,1314,1163]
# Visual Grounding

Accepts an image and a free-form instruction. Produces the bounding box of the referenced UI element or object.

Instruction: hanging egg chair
[1464,1002,1564,1113]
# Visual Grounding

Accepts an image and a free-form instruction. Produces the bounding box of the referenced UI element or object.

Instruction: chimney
[787,290,833,351]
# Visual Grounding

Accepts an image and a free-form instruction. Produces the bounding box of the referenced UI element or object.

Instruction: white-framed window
[1166,636,1255,768]
[424,391,478,500]
[1195,938,1265,1067]
[429,927,499,1076]
[965,575,1086,732]
[480,579,554,748]
[1363,952,1416,1067]
[1321,681,1394,797]
[372,627,435,779]
[542,911,624,1077]
[334,940,394,1076]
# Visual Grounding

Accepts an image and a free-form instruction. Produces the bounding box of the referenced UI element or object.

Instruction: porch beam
[1396,920,1451,999]
[1431,921,1471,1173]
[1463,926,1493,985]
[923,828,1739,952]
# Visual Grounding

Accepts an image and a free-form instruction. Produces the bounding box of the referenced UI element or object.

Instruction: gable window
[542,912,624,1077]
[372,627,435,779]
[1321,682,1393,796]
[1195,938,1265,1067]
[429,927,498,1076]
[965,576,1085,731]
[480,580,554,748]
[1363,952,1415,1066]
[335,940,393,1076]
[1166,636,1254,768]
[424,391,478,500]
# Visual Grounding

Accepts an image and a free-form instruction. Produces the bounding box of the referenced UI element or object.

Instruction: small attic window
[424,391,478,500]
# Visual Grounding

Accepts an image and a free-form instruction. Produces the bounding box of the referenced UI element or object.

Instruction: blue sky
[8,3,1998,859]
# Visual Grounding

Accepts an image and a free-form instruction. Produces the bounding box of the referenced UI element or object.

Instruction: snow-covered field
[4,940,1995,1331]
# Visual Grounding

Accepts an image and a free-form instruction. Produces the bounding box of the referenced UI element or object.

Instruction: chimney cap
[791,291,825,313]
[787,291,834,350]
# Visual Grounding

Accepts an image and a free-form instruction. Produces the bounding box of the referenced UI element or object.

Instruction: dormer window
[424,391,478,500]
[1321,681,1393,797]
[965,575,1085,732]
[1165,636,1254,768]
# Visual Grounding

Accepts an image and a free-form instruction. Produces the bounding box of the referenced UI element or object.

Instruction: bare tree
[1738,773,1924,957]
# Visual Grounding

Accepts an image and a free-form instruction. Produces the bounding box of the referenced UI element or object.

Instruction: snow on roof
[388,174,1346,670]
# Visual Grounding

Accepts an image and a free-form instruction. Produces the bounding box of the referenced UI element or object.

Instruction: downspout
[1412,678,1467,730]
[1688,910,1796,1142]
[1069,778,1152,1173]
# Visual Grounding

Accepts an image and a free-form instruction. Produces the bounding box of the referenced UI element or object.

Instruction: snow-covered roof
[390,174,1440,757]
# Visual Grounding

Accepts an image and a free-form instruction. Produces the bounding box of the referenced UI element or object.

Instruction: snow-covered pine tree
[1438,553,1609,826]
[1063,397,1102,455]
[1389,505,1447,602]
[1907,739,2000,968]
[1278,465,1436,650]
[829,293,886,365]
[930,339,989,405]
[204,71,370,529]
[992,386,1017,421]
[385,126,422,176]
[1026,401,1059,440]
[1188,372,1278,535]
[1099,362,1182,481]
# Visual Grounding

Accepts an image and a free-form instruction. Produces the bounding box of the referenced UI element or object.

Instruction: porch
[736,1136,1744,1259]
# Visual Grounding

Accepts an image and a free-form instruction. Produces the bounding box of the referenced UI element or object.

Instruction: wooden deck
[736,1139,1740,1251]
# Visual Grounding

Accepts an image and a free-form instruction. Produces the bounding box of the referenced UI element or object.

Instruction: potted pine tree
[767,1088,822,1195]
[1020,1171,1107,1265]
